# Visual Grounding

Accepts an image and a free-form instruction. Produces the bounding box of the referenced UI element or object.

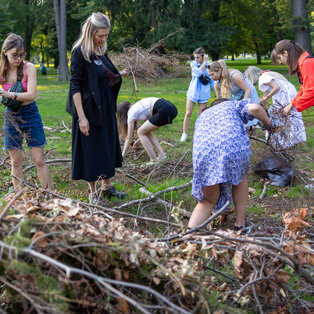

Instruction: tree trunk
[291,0,312,53]
[24,0,32,61]
[271,0,282,41]
[53,0,69,81]
[211,52,219,61]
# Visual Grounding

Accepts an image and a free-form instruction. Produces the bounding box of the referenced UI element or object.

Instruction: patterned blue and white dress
[187,60,215,103]
[192,99,254,211]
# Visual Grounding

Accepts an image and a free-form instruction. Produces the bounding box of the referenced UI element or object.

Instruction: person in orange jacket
[271,39,314,115]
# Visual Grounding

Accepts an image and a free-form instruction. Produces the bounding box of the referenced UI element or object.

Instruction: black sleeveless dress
[71,54,122,181]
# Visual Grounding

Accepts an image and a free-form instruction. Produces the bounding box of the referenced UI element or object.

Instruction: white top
[258,73,306,150]
[127,97,159,124]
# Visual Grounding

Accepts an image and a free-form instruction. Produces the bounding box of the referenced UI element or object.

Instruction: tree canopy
[0,0,312,65]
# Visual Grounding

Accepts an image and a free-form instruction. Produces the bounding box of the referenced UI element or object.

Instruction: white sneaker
[145,160,158,166]
[180,133,188,142]
[157,155,167,161]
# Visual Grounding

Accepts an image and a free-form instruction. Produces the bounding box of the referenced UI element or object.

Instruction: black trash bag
[254,156,294,187]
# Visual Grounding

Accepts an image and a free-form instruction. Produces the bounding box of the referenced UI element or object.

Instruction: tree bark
[291,0,312,53]
[53,0,69,81]
[24,0,32,61]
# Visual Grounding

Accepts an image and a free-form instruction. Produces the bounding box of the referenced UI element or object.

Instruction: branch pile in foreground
[0,191,313,313]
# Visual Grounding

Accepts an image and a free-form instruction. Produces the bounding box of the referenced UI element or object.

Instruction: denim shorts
[3,102,47,150]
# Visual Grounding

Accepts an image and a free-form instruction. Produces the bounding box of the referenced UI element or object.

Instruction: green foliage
[247,206,264,216]
[5,259,69,311]
[3,218,41,249]
[2,0,312,62]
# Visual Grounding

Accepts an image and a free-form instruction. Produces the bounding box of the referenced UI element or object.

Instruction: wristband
[78,116,85,122]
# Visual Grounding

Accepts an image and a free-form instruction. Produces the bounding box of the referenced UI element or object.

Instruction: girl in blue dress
[180,47,215,142]
[207,60,260,127]
[188,98,271,234]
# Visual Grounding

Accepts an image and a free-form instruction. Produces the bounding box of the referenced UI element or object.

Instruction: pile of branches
[111,44,190,91]
[0,188,313,313]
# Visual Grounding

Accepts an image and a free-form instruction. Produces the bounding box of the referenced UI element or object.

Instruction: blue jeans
[3,101,47,150]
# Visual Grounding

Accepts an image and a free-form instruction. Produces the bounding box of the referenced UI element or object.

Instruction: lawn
[0,59,313,207]
[0,59,313,312]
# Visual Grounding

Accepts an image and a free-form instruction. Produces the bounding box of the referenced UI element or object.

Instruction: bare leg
[137,121,160,161]
[232,176,248,228]
[147,133,166,158]
[187,184,220,228]
[31,147,52,189]
[101,178,111,191]
[182,98,195,135]
[197,103,207,115]
[88,181,97,194]
[8,149,24,192]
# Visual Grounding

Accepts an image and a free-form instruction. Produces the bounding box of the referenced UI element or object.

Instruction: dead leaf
[31,231,48,248]
[275,269,290,283]
[114,268,122,281]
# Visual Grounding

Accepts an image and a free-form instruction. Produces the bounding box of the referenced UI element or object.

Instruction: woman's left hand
[119,68,129,76]
[79,116,90,136]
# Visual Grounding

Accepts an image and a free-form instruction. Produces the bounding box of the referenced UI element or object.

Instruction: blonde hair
[72,12,110,62]
[209,60,232,98]
[244,66,262,85]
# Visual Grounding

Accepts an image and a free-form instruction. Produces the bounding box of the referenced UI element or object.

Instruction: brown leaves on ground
[282,207,314,266]
[1,191,313,313]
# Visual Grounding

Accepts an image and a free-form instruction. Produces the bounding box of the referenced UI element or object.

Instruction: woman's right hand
[79,116,90,136]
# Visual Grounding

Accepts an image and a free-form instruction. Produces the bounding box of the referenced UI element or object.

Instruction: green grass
[0,59,313,218]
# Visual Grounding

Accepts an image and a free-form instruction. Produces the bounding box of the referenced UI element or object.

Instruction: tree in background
[292,0,312,53]
[54,0,69,81]
[0,0,312,65]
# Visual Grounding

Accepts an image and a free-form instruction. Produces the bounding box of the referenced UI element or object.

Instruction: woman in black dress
[66,12,128,205]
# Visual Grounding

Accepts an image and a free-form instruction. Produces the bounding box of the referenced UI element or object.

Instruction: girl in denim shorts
[0,33,51,192]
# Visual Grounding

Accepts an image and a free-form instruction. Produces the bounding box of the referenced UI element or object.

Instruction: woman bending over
[207,59,260,126]
[188,98,272,234]
[244,66,306,150]
[271,39,314,115]
[117,97,177,165]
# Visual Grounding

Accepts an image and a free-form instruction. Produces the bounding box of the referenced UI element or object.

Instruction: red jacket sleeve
[292,57,314,112]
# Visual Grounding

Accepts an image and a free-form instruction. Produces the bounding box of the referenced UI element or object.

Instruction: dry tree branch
[0,242,191,314]
[139,187,191,218]
[61,120,72,134]
[0,276,46,314]
[23,158,72,172]
[0,155,10,167]
[116,181,192,211]
[157,201,230,242]
[0,189,25,221]
[200,230,314,285]
[148,28,183,53]
[258,182,268,200]
[10,175,180,227]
